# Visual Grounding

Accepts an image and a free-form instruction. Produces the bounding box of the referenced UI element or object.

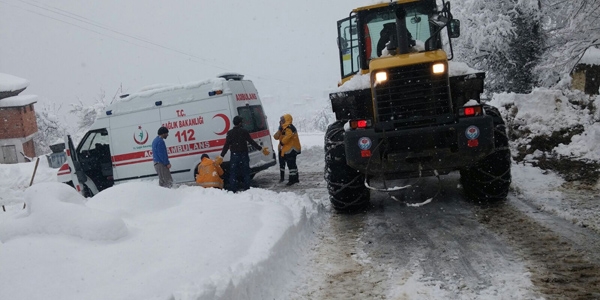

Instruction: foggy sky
[0,0,378,111]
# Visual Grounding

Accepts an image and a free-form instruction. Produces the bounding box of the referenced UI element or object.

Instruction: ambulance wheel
[460,105,511,204]
[325,121,370,212]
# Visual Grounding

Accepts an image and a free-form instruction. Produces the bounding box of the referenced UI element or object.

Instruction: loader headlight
[432,63,445,74]
[375,71,388,84]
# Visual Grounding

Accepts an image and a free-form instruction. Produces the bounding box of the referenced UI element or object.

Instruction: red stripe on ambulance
[112,130,270,167]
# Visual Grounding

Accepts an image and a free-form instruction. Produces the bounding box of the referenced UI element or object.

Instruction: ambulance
[57,73,277,196]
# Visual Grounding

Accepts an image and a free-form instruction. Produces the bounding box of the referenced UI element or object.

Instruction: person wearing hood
[273,114,301,186]
[196,154,224,189]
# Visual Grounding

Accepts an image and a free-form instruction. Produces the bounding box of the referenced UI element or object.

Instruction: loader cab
[337,0,460,82]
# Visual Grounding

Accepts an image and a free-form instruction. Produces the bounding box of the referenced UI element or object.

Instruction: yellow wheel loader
[325,0,511,211]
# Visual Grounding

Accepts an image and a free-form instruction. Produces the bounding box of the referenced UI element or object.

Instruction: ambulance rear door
[228,80,276,172]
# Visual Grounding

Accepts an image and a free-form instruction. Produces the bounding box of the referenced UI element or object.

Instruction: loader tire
[324,120,370,212]
[460,105,511,203]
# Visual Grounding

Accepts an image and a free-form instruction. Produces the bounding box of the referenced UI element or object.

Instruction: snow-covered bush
[488,89,600,184]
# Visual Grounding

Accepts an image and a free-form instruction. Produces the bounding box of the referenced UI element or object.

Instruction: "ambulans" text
[235,93,257,101]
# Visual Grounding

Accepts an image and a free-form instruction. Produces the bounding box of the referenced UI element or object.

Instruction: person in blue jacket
[152,126,173,188]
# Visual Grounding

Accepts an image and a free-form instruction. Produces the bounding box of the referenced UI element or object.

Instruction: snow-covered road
[256,143,600,299]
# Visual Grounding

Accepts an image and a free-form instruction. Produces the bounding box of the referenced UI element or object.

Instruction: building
[572,47,600,95]
[0,73,39,163]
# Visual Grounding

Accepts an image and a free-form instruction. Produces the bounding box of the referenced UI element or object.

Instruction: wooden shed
[572,47,600,95]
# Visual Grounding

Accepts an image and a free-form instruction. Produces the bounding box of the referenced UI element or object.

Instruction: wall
[0,104,38,139]
[0,103,39,162]
[572,64,600,95]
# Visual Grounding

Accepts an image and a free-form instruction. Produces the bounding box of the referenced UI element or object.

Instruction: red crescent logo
[213,114,230,135]
[133,130,149,145]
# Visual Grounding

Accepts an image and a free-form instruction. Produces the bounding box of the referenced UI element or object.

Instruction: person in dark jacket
[152,126,173,188]
[273,114,301,185]
[217,116,270,193]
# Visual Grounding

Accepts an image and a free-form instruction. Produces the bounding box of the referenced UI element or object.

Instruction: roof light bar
[208,90,223,96]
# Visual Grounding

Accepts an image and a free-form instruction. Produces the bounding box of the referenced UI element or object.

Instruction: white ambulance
[57,73,276,196]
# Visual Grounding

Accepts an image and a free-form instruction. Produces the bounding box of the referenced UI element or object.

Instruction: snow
[0,94,38,107]
[448,61,482,77]
[337,72,371,91]
[1,119,599,299]
[579,46,600,66]
[488,88,600,162]
[0,154,320,300]
[0,73,29,92]
[1,64,599,300]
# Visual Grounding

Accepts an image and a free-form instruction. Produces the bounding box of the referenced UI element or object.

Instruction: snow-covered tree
[69,90,111,139]
[535,0,600,87]
[452,0,543,93]
[33,103,71,155]
[505,1,544,93]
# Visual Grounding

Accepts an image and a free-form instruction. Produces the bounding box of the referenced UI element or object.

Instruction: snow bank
[0,182,128,242]
[0,158,58,206]
[489,88,589,136]
[0,177,320,300]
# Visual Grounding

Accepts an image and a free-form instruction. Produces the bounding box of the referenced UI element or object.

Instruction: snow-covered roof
[0,94,38,108]
[0,73,29,92]
[108,78,226,116]
[579,47,600,66]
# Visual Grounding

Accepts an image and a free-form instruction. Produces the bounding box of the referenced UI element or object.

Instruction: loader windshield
[337,0,445,79]
[363,2,438,59]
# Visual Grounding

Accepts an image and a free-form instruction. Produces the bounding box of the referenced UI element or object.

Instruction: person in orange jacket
[196,154,224,189]
[273,114,301,185]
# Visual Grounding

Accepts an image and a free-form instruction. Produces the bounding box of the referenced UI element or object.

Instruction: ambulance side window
[237,105,268,133]
[77,129,110,157]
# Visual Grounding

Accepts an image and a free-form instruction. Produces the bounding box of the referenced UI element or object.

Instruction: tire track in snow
[477,200,600,299]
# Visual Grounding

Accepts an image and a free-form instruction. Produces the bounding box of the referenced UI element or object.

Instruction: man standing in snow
[273,114,301,185]
[217,116,269,193]
[152,126,173,188]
